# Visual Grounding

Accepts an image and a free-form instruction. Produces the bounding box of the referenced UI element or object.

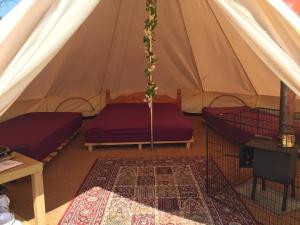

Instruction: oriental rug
[59,156,257,225]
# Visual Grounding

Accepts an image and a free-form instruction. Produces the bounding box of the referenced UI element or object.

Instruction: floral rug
[59,157,257,225]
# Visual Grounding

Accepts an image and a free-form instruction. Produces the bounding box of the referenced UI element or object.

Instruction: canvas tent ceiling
[0,0,299,121]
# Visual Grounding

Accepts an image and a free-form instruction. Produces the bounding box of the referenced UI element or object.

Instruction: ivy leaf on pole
[144,0,158,106]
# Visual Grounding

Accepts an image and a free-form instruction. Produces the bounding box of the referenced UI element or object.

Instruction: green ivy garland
[143,0,158,104]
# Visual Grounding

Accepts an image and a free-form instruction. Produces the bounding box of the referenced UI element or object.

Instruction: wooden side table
[0,153,46,225]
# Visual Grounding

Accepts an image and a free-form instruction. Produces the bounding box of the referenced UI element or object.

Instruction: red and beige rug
[59,157,257,225]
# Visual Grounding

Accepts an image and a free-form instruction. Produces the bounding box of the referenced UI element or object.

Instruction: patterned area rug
[59,157,257,225]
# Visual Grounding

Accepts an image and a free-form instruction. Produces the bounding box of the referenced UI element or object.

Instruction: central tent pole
[149,23,154,150]
[150,98,154,150]
[144,0,158,150]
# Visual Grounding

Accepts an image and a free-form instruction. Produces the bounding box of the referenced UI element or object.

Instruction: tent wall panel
[36,0,120,97]
[0,0,102,117]
[0,0,299,120]
[208,0,281,96]
[0,99,47,122]
[212,0,300,96]
[0,0,52,76]
[179,0,255,95]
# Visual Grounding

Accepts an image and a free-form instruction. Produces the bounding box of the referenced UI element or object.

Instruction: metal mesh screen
[204,107,300,225]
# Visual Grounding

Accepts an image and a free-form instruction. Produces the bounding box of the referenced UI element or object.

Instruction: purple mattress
[0,112,82,161]
[202,106,300,144]
[85,103,193,143]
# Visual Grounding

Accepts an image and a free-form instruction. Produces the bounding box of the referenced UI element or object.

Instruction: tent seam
[206,0,258,96]
[97,0,122,96]
[176,0,204,93]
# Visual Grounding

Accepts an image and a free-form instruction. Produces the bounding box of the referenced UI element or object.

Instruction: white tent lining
[206,0,258,96]
[177,0,204,93]
[97,0,122,95]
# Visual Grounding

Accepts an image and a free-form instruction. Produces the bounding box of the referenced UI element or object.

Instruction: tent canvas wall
[0,0,299,121]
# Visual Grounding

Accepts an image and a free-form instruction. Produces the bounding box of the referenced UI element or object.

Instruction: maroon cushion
[85,103,193,143]
[202,107,300,144]
[0,112,82,161]
[202,107,254,143]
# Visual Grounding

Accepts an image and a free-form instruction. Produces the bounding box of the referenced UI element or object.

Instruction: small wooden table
[0,153,46,225]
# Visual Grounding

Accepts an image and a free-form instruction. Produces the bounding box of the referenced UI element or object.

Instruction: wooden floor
[5,115,205,225]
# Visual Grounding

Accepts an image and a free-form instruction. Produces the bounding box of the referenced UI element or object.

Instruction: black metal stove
[245,138,298,211]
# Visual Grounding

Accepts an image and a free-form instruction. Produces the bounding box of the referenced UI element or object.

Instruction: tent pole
[144,0,157,150]
[279,81,296,145]
[150,98,154,150]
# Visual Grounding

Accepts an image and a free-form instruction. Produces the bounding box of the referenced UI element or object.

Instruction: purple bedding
[202,106,300,144]
[202,106,255,143]
[85,103,193,143]
[0,112,82,161]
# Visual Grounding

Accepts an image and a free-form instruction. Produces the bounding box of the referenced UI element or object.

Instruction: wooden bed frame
[85,89,194,151]
[43,128,81,165]
[105,89,182,107]
[41,97,87,165]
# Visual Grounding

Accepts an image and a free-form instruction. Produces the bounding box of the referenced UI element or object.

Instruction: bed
[84,89,194,151]
[0,112,82,161]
